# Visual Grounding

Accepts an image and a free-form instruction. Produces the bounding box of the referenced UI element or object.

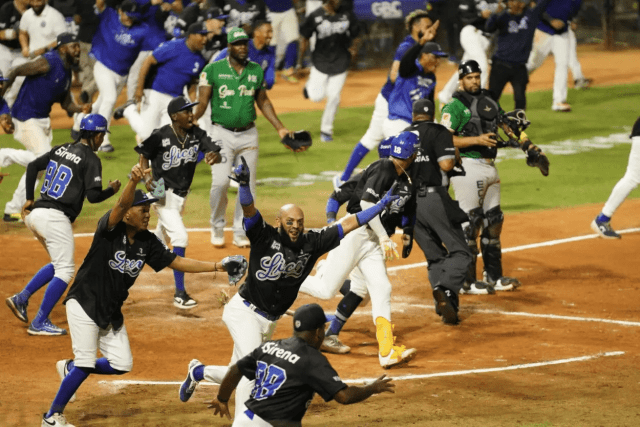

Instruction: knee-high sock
[341,142,370,181]
[46,365,91,418]
[284,41,298,70]
[33,277,68,325]
[173,247,186,293]
[18,263,55,304]
[327,291,363,336]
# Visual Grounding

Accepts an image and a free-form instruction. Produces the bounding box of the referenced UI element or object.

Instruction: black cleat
[433,286,459,325]
[113,99,136,120]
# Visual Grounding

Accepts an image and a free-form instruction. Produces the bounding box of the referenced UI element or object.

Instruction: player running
[5,114,121,336]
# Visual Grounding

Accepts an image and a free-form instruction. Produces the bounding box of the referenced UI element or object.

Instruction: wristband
[355,201,385,226]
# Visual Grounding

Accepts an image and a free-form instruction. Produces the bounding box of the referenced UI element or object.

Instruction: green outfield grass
[1,83,639,234]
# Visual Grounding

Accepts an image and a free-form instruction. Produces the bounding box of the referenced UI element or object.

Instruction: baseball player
[89,0,150,152]
[0,0,28,106]
[5,114,121,336]
[383,41,447,139]
[220,0,267,33]
[135,95,222,309]
[333,10,438,189]
[299,0,360,142]
[39,163,246,427]
[438,0,499,106]
[116,21,209,141]
[568,25,592,90]
[486,0,552,110]
[526,0,582,112]
[18,0,66,58]
[194,27,294,248]
[298,133,418,368]
[1,32,91,223]
[591,116,640,239]
[213,20,276,90]
[442,60,547,293]
[207,303,395,426]
[263,0,300,83]
[177,156,399,422]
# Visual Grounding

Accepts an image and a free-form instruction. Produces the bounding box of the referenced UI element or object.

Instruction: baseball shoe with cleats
[179,359,203,402]
[483,273,521,291]
[28,318,67,336]
[3,212,22,222]
[332,174,344,191]
[551,102,571,112]
[432,286,459,325]
[460,281,495,295]
[98,143,114,153]
[174,291,198,309]
[56,359,76,403]
[574,77,593,90]
[113,99,136,120]
[320,132,333,143]
[233,235,250,248]
[379,345,417,369]
[591,218,621,239]
[42,412,75,427]
[6,294,28,323]
[320,335,351,354]
[211,228,225,247]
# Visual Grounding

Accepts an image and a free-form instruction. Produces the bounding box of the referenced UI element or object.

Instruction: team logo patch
[295,320,301,329]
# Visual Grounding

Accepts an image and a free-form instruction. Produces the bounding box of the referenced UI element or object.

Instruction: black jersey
[221,0,266,30]
[0,1,22,50]
[299,7,360,75]
[408,121,457,188]
[64,210,177,330]
[32,142,103,223]
[237,337,347,424]
[330,171,362,206]
[134,124,220,196]
[238,212,341,317]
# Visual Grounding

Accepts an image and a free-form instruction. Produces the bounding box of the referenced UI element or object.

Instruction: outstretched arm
[230,156,257,218]
[338,184,400,236]
[334,375,395,404]
[1,56,50,96]
[205,363,243,420]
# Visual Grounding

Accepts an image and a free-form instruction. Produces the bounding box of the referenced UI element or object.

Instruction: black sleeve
[310,224,341,255]
[196,128,221,153]
[398,42,422,78]
[245,210,278,249]
[299,12,316,39]
[359,162,394,204]
[86,186,116,204]
[348,11,360,39]
[145,233,179,272]
[25,152,51,201]
[176,4,200,31]
[631,117,640,138]
[304,350,348,402]
[433,128,456,163]
[134,129,162,159]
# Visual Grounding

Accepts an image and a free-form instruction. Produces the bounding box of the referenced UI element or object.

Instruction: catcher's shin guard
[463,207,484,284]
[480,206,504,282]
[376,317,394,357]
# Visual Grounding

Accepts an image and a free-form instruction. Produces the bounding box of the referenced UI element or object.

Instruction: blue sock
[94,357,127,375]
[18,263,55,304]
[327,291,363,336]
[173,247,186,293]
[597,213,611,223]
[192,365,205,382]
[284,41,299,70]
[46,365,90,418]
[341,142,370,181]
[33,277,68,325]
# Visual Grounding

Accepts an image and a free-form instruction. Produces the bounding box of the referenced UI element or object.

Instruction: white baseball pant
[123,89,171,140]
[602,136,640,218]
[568,28,586,82]
[127,50,152,100]
[527,29,570,105]
[299,226,392,324]
[66,298,133,371]
[359,93,389,150]
[24,208,75,284]
[152,188,189,248]
[439,25,491,105]
[4,118,52,215]
[267,8,300,66]
[209,125,258,239]
[202,293,277,422]
[0,44,26,107]
[232,410,271,427]
[382,117,410,139]
[305,67,347,136]
[92,60,128,147]
[450,158,501,213]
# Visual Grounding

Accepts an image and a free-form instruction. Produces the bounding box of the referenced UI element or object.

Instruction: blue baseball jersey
[387,68,437,123]
[537,0,582,35]
[379,35,416,101]
[0,97,9,116]
[263,0,293,13]
[12,52,71,121]
[151,38,206,97]
[213,40,276,89]
[134,0,173,49]
[91,7,150,76]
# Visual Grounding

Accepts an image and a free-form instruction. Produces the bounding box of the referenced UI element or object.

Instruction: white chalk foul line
[99,351,624,387]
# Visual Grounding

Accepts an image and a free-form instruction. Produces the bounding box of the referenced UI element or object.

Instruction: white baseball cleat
[56,359,76,403]
[233,235,250,248]
[211,228,225,247]
[379,345,417,369]
[551,102,571,112]
[42,412,75,427]
[320,335,351,354]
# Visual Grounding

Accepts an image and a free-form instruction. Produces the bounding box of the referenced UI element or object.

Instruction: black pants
[413,190,472,294]
[428,0,460,57]
[488,58,529,110]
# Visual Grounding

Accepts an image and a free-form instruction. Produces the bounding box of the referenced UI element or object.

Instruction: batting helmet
[458,60,482,79]
[80,114,110,133]
[378,136,394,158]
[390,131,419,160]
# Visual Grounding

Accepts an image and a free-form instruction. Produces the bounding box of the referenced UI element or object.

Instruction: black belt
[243,299,281,321]
[217,122,255,132]
[172,188,189,198]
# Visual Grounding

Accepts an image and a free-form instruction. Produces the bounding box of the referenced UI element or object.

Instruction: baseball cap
[55,32,78,49]
[227,27,249,44]
[120,0,142,20]
[203,7,228,20]
[167,96,199,115]
[412,99,434,116]
[293,304,328,332]
[132,189,158,206]
[187,22,209,36]
[420,42,447,57]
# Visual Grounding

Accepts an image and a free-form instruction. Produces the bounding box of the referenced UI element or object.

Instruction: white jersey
[19,4,66,51]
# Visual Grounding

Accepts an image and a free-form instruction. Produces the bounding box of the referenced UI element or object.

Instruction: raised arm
[107,163,150,229]
[229,156,257,218]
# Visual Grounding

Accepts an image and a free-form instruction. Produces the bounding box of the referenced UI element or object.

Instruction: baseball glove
[282,131,312,152]
[526,147,550,177]
[222,255,248,285]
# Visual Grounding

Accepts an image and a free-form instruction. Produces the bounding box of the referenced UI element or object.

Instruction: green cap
[227,27,249,44]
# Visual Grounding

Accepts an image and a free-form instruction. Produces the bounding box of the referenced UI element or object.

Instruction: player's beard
[278,226,304,250]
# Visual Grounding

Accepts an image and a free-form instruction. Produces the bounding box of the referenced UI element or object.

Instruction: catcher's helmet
[80,114,110,133]
[390,131,418,160]
[458,60,482,78]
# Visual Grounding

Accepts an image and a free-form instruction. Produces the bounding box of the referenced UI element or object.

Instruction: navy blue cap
[132,190,158,206]
[293,304,328,332]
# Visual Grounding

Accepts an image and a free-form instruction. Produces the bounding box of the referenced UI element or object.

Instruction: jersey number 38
[251,361,287,401]
[42,160,73,199]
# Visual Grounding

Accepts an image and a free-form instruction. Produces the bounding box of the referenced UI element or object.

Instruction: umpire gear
[458,60,482,79]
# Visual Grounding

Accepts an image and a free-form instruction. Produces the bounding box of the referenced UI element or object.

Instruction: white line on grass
[99,351,624,387]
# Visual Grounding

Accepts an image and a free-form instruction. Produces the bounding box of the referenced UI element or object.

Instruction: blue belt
[244,409,255,420]
[243,299,281,322]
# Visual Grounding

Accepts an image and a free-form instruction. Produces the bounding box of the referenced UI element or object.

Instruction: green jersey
[199,58,264,128]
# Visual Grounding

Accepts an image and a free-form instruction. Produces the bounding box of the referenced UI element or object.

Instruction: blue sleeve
[264,49,275,90]
[393,40,413,61]
[336,224,344,240]
[0,99,9,115]
[243,209,262,231]
[152,40,175,63]
[213,48,227,62]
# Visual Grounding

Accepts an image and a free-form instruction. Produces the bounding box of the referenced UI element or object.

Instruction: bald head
[277,204,304,243]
